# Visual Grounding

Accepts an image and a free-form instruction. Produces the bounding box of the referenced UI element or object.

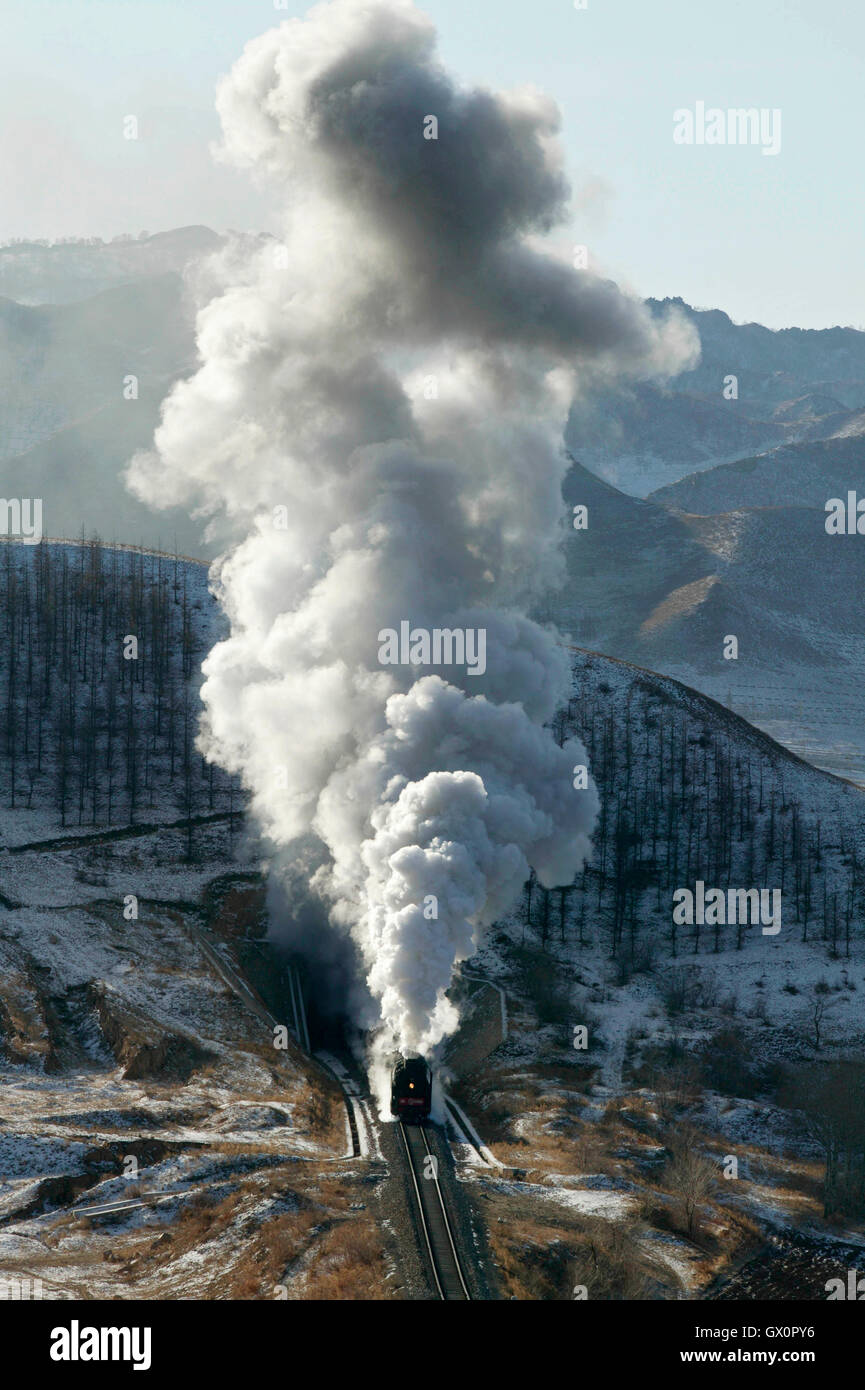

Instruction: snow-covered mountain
[0,273,194,461]
[2,235,862,786]
[0,226,222,305]
[539,457,865,786]
[0,273,216,555]
[567,300,865,496]
[2,542,863,1302]
[650,422,865,514]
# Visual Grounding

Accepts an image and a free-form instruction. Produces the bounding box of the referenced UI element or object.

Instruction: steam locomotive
[390,1054,432,1121]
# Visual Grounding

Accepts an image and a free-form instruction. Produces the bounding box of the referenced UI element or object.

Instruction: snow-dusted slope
[0,227,222,305]
[0,544,389,1301]
[650,428,865,514]
[541,459,865,785]
[567,300,865,496]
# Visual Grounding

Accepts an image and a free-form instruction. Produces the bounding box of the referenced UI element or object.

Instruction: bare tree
[665,1131,717,1239]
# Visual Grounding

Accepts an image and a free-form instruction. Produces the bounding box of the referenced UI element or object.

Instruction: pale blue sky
[2,0,863,327]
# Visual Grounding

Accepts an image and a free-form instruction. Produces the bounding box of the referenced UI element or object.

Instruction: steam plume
[128,0,695,1078]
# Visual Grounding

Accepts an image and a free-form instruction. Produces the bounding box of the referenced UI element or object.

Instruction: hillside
[650,427,865,514]
[1,541,863,1302]
[0,543,396,1300]
[0,271,221,555]
[0,396,212,559]
[0,227,222,305]
[566,300,865,496]
[0,274,195,463]
[8,234,864,521]
[539,457,865,786]
[452,648,865,1299]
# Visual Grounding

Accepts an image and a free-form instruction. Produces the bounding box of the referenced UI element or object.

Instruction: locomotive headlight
[409,1082,414,1089]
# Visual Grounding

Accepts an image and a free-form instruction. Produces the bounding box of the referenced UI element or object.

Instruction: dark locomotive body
[390,1054,432,1121]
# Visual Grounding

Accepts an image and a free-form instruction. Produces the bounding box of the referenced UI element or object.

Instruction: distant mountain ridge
[650,429,865,514]
[0,271,216,556]
[0,226,222,305]
[539,455,865,785]
[2,230,863,783]
[0,272,195,462]
[567,298,865,496]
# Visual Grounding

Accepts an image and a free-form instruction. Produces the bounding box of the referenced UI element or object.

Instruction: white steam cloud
[127,0,694,1074]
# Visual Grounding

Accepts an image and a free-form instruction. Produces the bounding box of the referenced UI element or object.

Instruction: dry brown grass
[302,1219,395,1300]
[466,1036,844,1299]
[126,1169,396,1300]
[487,1205,669,1301]
[47,1163,391,1301]
[487,1213,574,1299]
[229,1207,324,1298]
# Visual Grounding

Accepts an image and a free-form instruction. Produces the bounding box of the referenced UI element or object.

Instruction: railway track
[398,1122,471,1301]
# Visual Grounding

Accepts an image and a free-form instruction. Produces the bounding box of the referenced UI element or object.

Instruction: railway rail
[182,923,473,1288]
[398,1121,471,1301]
